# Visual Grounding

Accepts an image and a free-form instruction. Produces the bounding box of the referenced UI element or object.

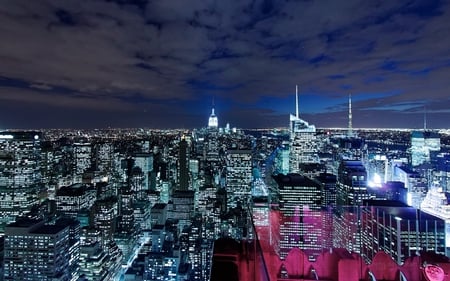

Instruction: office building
[225,149,253,209]
[73,140,92,176]
[336,160,368,206]
[273,173,327,260]
[55,183,96,218]
[334,160,368,254]
[392,165,427,208]
[168,190,195,231]
[0,131,43,232]
[178,138,190,190]
[289,86,319,173]
[3,219,72,281]
[361,200,446,264]
[410,130,440,167]
[421,187,450,256]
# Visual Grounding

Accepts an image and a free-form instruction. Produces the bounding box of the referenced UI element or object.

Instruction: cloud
[0,0,449,128]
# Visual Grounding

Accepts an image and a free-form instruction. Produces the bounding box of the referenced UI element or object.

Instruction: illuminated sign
[423,264,445,281]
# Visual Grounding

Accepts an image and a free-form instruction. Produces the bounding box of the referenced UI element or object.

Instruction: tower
[348,94,353,137]
[208,100,218,128]
[289,86,318,173]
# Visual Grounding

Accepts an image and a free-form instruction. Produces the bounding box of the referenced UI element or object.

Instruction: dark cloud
[0,0,449,129]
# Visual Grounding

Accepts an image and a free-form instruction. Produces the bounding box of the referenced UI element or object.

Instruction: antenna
[424,105,427,130]
[296,85,299,118]
[348,94,353,137]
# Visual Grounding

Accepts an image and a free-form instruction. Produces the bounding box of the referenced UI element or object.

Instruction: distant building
[410,130,440,167]
[55,183,96,218]
[208,106,218,129]
[133,152,153,191]
[392,165,427,208]
[168,190,195,231]
[178,138,190,190]
[336,160,368,206]
[73,140,92,176]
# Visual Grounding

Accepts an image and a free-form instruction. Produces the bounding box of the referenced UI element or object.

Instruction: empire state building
[208,107,218,128]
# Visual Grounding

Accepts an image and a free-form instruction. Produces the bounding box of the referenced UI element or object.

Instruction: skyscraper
[208,105,218,129]
[0,131,42,232]
[3,218,72,281]
[334,160,368,254]
[273,173,327,260]
[289,86,318,173]
[178,137,189,190]
[225,149,253,209]
[410,130,440,167]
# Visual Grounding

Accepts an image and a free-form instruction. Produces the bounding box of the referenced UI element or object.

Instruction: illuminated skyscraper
[410,130,440,167]
[421,187,450,256]
[3,219,72,280]
[0,131,42,232]
[361,200,446,264]
[273,173,327,260]
[73,140,92,176]
[334,160,368,254]
[289,86,318,173]
[225,149,253,209]
[208,105,218,129]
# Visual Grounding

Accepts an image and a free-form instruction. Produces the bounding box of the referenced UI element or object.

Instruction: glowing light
[368,173,382,188]
[407,192,413,206]
[0,134,13,139]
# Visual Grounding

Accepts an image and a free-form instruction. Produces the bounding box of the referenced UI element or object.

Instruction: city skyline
[1,0,450,129]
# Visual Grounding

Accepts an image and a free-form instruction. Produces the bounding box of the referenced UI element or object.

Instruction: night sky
[1,0,449,129]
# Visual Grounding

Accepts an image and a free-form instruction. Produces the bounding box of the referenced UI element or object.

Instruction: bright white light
[407,192,412,206]
[368,173,382,188]
[0,134,14,139]
[373,173,381,185]
[34,135,39,140]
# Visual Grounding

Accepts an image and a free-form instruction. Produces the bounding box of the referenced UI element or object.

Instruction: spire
[348,94,353,137]
[424,105,427,130]
[295,85,299,118]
